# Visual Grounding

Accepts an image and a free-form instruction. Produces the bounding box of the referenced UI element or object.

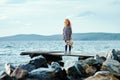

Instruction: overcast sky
[0,0,120,37]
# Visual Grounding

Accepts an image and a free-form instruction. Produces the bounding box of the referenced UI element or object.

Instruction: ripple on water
[0,41,120,70]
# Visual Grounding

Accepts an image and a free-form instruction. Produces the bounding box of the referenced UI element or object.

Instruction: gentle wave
[0,41,120,70]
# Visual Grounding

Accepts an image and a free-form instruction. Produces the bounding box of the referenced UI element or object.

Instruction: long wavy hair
[64,19,71,27]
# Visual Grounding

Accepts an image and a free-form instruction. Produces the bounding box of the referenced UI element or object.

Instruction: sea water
[0,40,120,70]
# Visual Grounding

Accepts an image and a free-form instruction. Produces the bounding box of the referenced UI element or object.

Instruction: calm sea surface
[0,41,120,70]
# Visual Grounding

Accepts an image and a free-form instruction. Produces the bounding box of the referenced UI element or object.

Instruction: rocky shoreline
[0,49,120,80]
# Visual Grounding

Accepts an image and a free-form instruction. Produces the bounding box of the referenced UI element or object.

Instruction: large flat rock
[20,51,94,58]
[20,51,95,63]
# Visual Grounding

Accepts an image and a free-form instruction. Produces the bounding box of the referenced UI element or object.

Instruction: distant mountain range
[0,33,120,41]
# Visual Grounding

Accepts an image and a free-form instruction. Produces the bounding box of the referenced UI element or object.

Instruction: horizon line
[0,32,120,37]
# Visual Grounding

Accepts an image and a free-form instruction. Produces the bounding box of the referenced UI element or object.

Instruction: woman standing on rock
[63,19,73,54]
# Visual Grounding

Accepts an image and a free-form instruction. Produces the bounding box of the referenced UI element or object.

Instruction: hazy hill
[73,33,120,40]
[0,33,120,41]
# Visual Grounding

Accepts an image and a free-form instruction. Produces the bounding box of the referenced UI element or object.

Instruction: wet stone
[28,68,55,80]
[85,71,119,80]
[19,56,48,72]
[84,58,98,66]
[29,56,48,68]
[0,71,12,80]
[101,59,120,76]
[67,61,88,79]
[106,49,119,61]
[5,63,15,75]
[19,63,36,72]
[10,67,28,80]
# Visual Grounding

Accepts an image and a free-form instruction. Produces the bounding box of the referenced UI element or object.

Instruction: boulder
[29,56,48,68]
[50,62,69,80]
[67,60,88,79]
[116,50,120,62]
[85,66,97,75]
[117,50,120,55]
[53,68,69,80]
[28,66,69,80]
[67,60,98,80]
[19,64,36,72]
[85,57,102,72]
[10,67,28,80]
[94,55,106,71]
[84,58,98,66]
[106,49,119,61]
[0,71,7,79]
[101,59,120,76]
[67,66,83,79]
[57,61,64,67]
[0,71,12,80]
[51,62,61,70]
[19,56,48,72]
[85,71,119,80]
[118,55,120,62]
[112,49,119,60]
[94,55,106,64]
[28,68,55,80]
[5,63,15,75]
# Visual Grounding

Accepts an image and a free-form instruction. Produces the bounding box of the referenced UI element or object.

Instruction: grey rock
[19,64,36,72]
[116,50,120,62]
[28,68,55,80]
[51,62,61,70]
[29,56,48,68]
[67,61,88,79]
[5,63,15,75]
[102,59,120,75]
[106,49,119,61]
[85,71,119,80]
[68,66,83,79]
[57,61,64,67]
[19,56,48,72]
[118,55,120,62]
[0,71,12,80]
[94,71,111,76]
[53,69,69,80]
[28,67,69,80]
[67,60,98,80]
[112,49,119,60]
[94,55,106,71]
[94,55,105,64]
[85,58,98,66]
[0,71,7,79]
[85,66,97,75]
[10,67,28,80]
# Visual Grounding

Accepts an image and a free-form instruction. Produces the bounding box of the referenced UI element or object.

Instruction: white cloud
[24,23,32,26]
[13,20,32,27]
[111,0,120,5]
[0,0,6,5]
[0,15,8,20]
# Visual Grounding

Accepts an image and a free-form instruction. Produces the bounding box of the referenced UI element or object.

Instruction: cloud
[14,20,32,27]
[0,15,8,20]
[6,0,26,4]
[0,0,27,5]
[111,0,120,5]
[0,0,6,5]
[77,11,96,18]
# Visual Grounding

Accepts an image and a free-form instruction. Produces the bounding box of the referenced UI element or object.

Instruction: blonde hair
[64,19,71,27]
